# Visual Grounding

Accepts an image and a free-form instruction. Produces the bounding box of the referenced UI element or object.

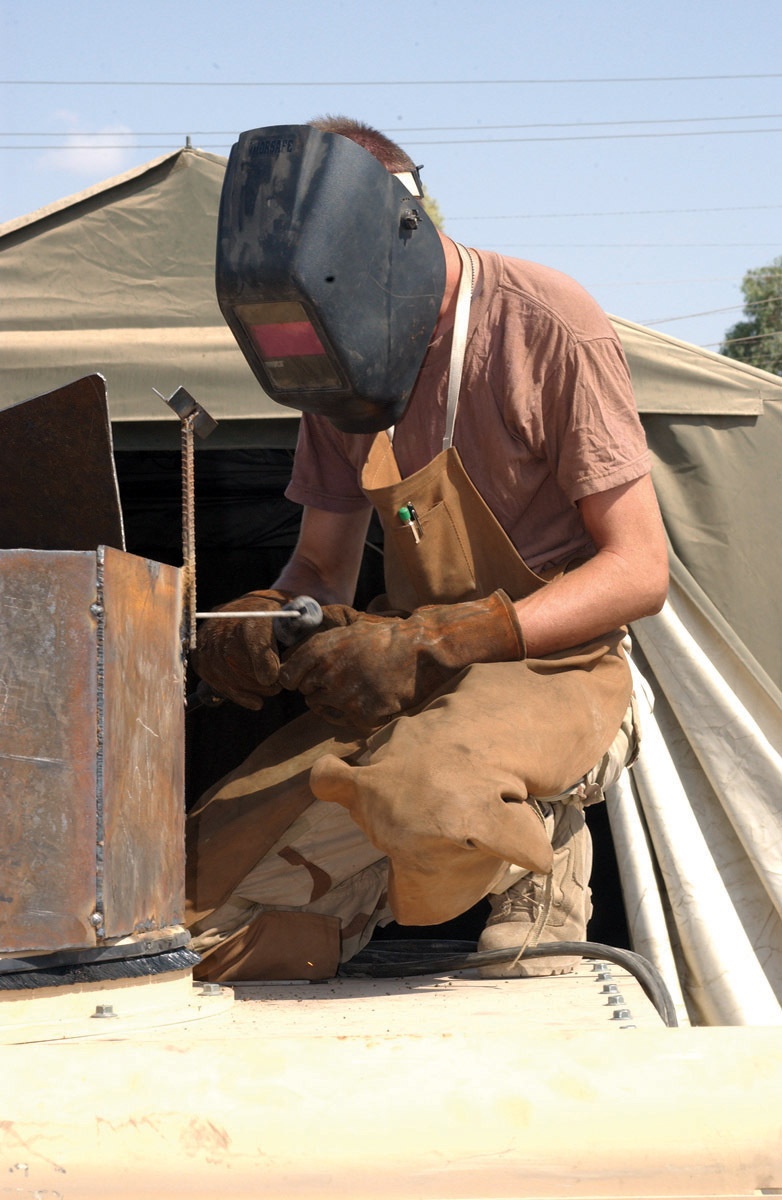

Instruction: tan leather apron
[361,433,551,612]
[361,242,551,614]
[306,244,632,925]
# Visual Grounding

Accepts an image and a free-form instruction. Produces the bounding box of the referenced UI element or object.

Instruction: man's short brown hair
[308,115,417,174]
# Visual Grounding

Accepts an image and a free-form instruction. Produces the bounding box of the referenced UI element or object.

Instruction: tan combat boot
[477,801,593,977]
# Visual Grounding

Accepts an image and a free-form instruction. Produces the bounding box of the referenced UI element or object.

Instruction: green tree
[721,255,782,375]
[421,185,444,231]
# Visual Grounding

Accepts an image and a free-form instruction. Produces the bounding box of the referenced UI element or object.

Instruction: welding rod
[195,610,304,618]
[186,595,323,710]
[195,595,323,651]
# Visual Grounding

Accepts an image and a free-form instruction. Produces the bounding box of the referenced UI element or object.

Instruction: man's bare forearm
[272,505,373,607]
[514,547,667,657]
[515,474,668,657]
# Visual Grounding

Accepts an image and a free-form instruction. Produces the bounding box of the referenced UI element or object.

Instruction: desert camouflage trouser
[188,791,549,966]
[189,798,392,969]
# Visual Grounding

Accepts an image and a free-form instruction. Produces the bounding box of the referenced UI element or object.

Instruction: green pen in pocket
[397,503,423,544]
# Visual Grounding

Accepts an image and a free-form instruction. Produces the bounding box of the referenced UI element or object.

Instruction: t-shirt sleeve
[285,413,372,513]
[543,335,651,503]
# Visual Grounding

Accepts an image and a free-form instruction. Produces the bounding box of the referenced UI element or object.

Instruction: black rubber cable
[341,939,679,1028]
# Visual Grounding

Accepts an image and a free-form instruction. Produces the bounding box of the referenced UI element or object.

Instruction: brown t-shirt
[286,249,650,573]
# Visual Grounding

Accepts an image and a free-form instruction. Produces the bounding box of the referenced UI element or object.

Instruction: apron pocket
[386,498,478,608]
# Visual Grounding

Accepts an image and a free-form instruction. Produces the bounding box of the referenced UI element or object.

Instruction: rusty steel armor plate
[0,546,184,955]
[0,374,125,553]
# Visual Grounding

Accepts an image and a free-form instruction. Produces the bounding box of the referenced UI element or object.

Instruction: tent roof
[610,314,782,414]
[2,147,782,427]
[0,148,270,427]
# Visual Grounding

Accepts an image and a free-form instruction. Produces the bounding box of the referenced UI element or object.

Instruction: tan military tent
[0,149,273,429]
[1,147,781,1026]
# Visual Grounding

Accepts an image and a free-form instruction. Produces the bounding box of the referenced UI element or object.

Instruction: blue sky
[1,0,780,357]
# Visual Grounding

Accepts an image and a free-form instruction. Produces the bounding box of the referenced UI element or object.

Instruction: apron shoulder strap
[443,243,475,452]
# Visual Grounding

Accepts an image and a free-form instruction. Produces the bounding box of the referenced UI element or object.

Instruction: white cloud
[38,111,137,177]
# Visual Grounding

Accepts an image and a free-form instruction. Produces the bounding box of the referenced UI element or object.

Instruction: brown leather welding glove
[191,589,360,710]
[279,590,525,732]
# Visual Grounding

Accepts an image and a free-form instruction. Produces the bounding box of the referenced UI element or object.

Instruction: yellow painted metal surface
[1,971,781,1198]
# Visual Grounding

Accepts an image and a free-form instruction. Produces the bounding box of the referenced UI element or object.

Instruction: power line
[403,127,782,145]
[642,296,782,327]
[486,242,781,249]
[5,112,782,137]
[600,276,752,287]
[1,131,217,137]
[448,203,782,221]
[718,329,782,346]
[2,72,781,86]
[5,127,782,152]
[0,143,230,151]
[398,113,782,131]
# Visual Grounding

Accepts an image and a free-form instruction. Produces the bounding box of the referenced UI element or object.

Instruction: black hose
[341,939,679,1028]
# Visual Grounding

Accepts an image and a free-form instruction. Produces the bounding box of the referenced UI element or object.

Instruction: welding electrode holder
[270,595,323,647]
[187,595,323,710]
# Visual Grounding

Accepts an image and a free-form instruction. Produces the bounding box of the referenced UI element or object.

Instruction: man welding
[185,117,668,982]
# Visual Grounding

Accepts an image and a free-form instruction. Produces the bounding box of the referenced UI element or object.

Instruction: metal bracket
[156,386,218,439]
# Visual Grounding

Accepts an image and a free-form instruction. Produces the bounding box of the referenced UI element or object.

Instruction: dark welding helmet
[215,124,446,433]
